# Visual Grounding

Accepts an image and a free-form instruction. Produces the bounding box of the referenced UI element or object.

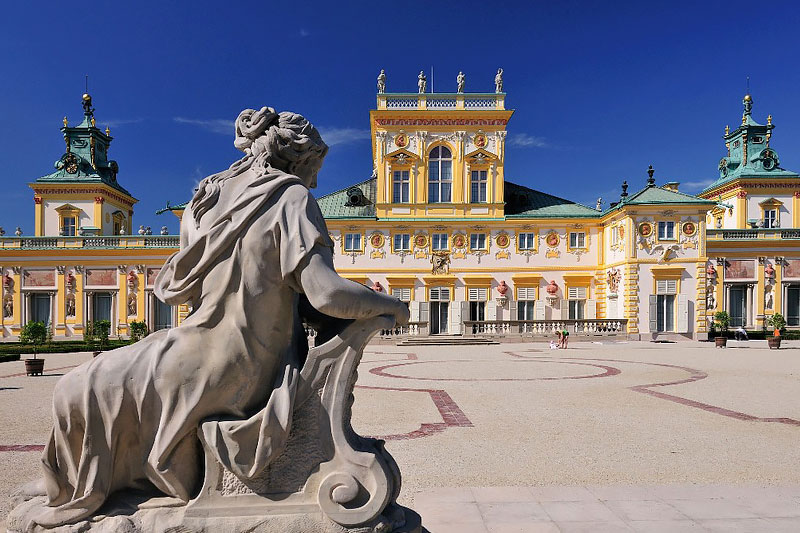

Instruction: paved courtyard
[1,339,799,531]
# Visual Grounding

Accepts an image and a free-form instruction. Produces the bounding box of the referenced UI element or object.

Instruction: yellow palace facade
[1,86,799,341]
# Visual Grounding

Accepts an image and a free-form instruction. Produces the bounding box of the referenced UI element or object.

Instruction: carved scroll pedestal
[7,317,421,533]
[183,315,421,532]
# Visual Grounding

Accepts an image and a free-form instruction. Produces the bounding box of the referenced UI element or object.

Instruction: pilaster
[94,196,104,230]
[756,259,766,327]
[695,262,707,333]
[793,191,800,228]
[736,190,747,228]
[624,263,639,334]
[117,265,128,336]
[34,196,44,236]
[55,266,66,336]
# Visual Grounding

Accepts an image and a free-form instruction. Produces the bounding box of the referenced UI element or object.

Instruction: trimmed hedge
[709,330,800,340]
[0,354,20,363]
[0,340,133,356]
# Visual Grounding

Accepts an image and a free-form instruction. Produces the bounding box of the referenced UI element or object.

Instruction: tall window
[428,146,452,203]
[61,216,77,236]
[393,233,411,252]
[569,232,586,249]
[655,279,677,332]
[470,233,487,250]
[518,232,536,251]
[392,170,410,203]
[470,170,488,203]
[432,233,448,251]
[344,233,362,252]
[517,287,536,321]
[764,209,778,228]
[468,287,487,322]
[658,221,675,240]
[568,286,587,320]
[392,287,412,308]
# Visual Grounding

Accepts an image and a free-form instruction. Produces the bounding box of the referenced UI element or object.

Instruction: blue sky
[1,1,799,234]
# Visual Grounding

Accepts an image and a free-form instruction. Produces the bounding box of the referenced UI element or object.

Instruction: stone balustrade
[0,235,180,249]
[463,319,628,337]
[377,93,505,111]
[707,228,800,241]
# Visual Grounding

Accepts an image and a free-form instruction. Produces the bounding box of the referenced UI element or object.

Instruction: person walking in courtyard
[561,328,570,349]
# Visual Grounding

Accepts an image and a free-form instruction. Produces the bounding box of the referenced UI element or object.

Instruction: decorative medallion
[495,233,510,248]
[413,233,428,249]
[618,226,625,240]
[681,221,697,237]
[452,234,466,249]
[473,132,488,149]
[64,153,78,174]
[369,232,385,249]
[545,231,560,248]
[394,132,408,148]
[638,222,653,237]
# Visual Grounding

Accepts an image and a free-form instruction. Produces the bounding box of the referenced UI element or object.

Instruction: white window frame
[392,287,412,302]
[470,169,488,203]
[569,232,586,249]
[429,287,451,301]
[344,233,362,252]
[432,233,449,251]
[763,209,778,229]
[657,221,675,240]
[518,232,536,250]
[392,170,410,203]
[393,233,411,252]
[428,146,452,203]
[470,233,487,251]
[467,287,488,301]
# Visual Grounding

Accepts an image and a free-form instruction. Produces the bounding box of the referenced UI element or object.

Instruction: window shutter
[441,287,450,301]
[518,287,536,300]
[450,301,464,334]
[656,279,677,295]
[676,294,689,333]
[534,300,546,320]
[586,299,597,319]
[429,288,439,301]
[649,294,658,332]
[410,300,420,323]
[487,302,497,321]
[419,302,429,324]
[560,299,569,319]
[568,286,587,299]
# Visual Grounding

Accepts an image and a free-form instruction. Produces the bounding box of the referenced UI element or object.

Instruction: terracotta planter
[768,336,781,350]
[715,337,727,348]
[25,358,45,376]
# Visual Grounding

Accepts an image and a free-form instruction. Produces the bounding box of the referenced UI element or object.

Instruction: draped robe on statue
[33,165,333,528]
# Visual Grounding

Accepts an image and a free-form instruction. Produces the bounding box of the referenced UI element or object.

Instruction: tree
[20,321,48,359]
[713,311,730,332]
[767,313,786,336]
[129,320,148,342]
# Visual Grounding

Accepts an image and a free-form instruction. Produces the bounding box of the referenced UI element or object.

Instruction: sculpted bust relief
[10,107,413,532]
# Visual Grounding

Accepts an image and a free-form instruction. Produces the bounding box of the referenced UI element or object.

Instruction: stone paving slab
[413,485,800,532]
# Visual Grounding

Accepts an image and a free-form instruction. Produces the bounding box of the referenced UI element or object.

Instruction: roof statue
[377,69,386,93]
[8,107,419,533]
[457,71,465,93]
[495,68,503,93]
[417,70,427,94]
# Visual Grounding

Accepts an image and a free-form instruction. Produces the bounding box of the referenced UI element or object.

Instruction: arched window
[428,146,452,203]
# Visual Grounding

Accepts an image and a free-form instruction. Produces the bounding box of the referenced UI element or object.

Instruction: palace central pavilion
[1,83,799,341]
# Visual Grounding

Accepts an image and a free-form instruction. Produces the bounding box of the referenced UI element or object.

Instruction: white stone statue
[495,68,504,93]
[456,71,465,93]
[377,69,386,93]
[9,107,416,533]
[417,70,426,94]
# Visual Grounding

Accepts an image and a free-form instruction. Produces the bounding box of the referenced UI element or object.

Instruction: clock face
[64,153,78,174]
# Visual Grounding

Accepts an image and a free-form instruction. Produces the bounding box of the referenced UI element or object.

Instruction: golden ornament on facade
[394,132,408,148]
[682,221,697,237]
[545,231,559,247]
[473,132,488,149]
[413,233,428,248]
[452,234,466,249]
[369,232,385,248]
[638,222,653,237]
[495,233,510,248]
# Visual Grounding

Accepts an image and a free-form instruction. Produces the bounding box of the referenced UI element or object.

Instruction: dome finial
[647,165,656,187]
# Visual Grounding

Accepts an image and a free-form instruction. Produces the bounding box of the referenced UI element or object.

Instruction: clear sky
[1,1,799,234]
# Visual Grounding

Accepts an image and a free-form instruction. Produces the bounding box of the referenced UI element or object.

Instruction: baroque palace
[1,81,799,341]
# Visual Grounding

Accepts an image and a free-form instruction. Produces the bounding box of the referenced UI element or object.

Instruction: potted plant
[713,311,730,348]
[20,321,48,376]
[766,313,786,350]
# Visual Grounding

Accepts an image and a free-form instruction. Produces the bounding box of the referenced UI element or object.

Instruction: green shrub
[129,320,149,342]
[93,320,111,348]
[19,321,48,359]
[713,311,730,332]
[767,313,787,334]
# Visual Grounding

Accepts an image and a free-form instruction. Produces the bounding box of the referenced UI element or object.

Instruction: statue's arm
[297,244,409,325]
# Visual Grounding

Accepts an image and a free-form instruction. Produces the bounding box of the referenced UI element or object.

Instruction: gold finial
[105,126,110,135]
[767,114,773,125]
[63,116,68,128]
[742,114,747,125]
[90,117,96,127]
[743,94,752,102]
[725,124,730,135]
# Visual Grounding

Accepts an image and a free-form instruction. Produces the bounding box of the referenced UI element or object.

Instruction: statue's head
[234,107,328,189]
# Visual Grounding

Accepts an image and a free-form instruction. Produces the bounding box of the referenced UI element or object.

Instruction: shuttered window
[467,287,488,301]
[429,287,451,301]
[517,287,536,300]
[656,279,678,294]
[392,288,412,302]
[567,286,587,300]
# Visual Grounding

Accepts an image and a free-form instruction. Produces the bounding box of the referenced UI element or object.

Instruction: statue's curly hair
[190,107,328,225]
